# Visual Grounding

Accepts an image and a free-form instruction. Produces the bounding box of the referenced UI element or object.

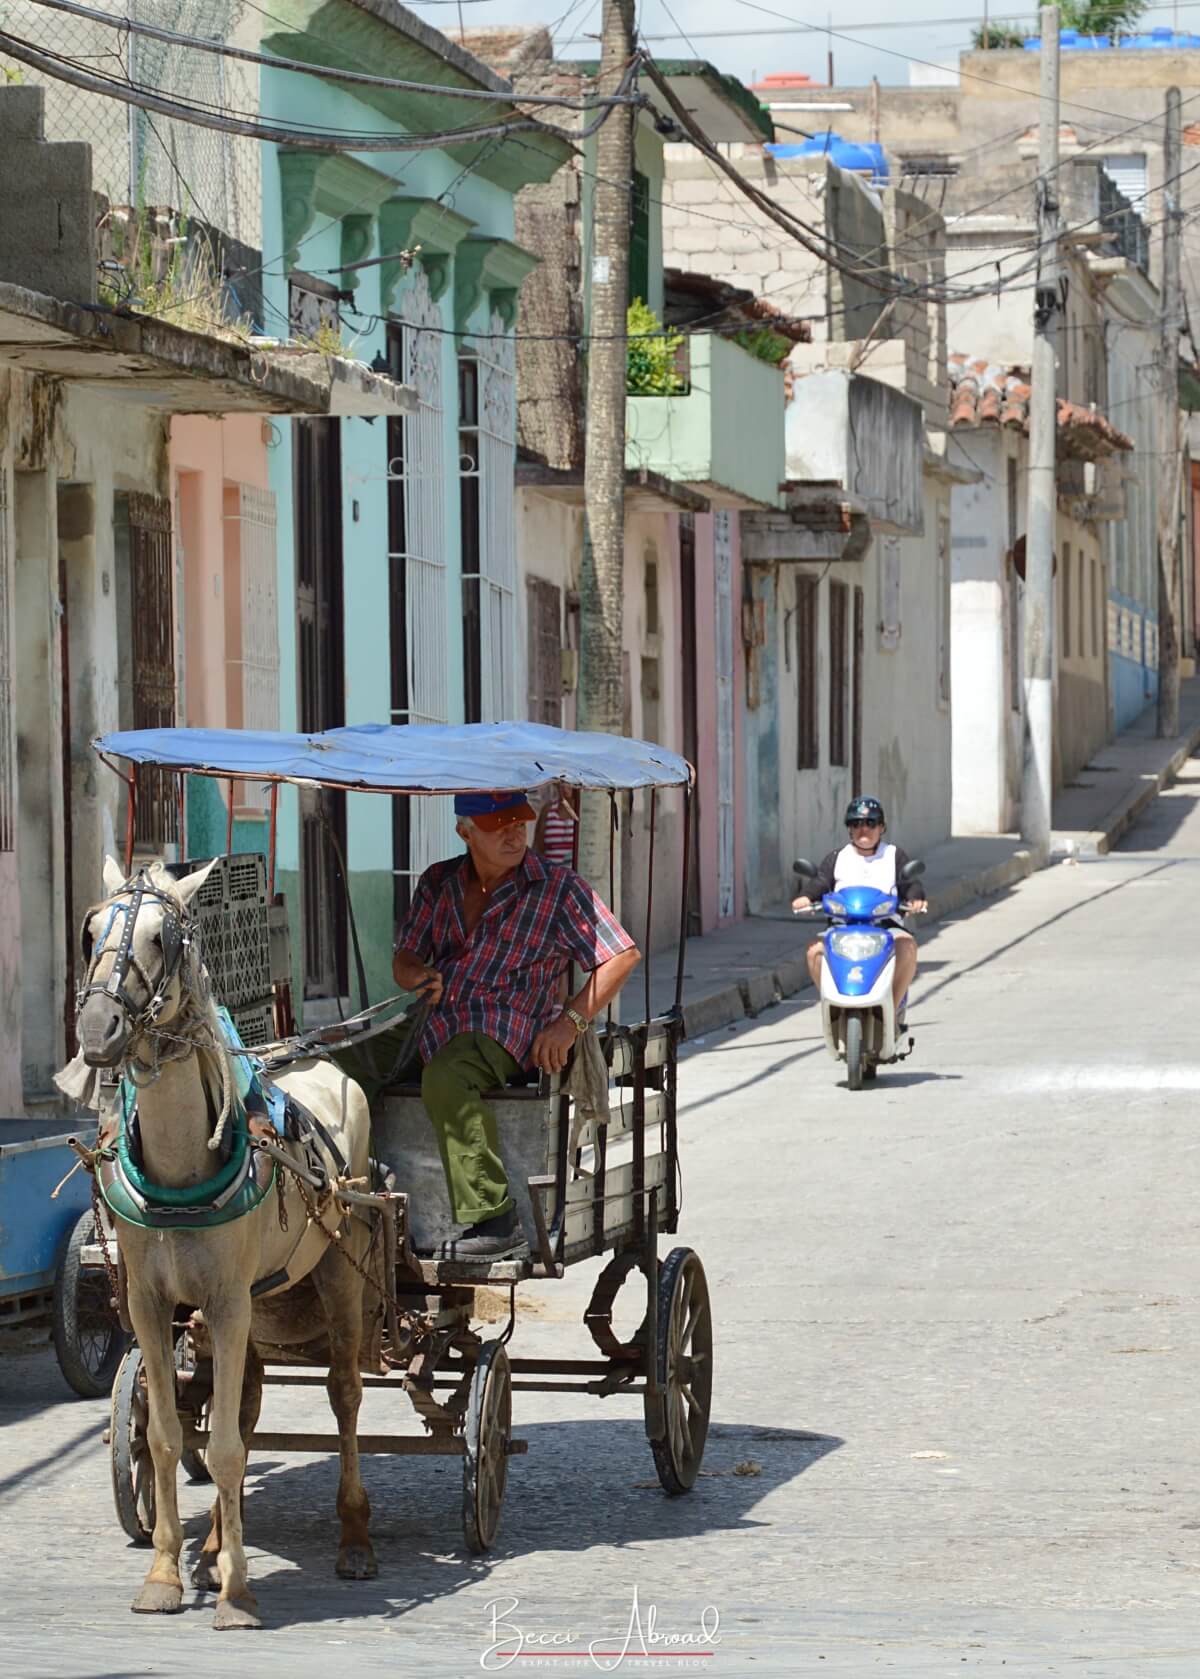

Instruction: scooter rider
[791,797,927,1022]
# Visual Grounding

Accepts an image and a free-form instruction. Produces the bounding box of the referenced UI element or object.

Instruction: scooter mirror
[900,858,926,882]
[793,858,817,878]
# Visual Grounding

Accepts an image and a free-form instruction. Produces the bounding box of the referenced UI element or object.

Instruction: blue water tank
[765,131,888,180]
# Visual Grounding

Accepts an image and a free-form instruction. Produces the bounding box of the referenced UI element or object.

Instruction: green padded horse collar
[99,1084,274,1231]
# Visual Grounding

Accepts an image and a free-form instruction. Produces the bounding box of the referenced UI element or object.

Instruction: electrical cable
[21,0,635,109]
[0,26,616,151]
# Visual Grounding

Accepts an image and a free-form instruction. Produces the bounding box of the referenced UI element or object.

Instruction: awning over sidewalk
[0,280,417,417]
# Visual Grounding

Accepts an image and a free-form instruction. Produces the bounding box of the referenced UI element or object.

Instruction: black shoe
[438,1208,528,1261]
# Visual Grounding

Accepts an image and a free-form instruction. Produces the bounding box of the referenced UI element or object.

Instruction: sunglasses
[847,819,881,829]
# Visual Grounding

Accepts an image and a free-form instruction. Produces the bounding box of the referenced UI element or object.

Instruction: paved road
[4,776,1200,1677]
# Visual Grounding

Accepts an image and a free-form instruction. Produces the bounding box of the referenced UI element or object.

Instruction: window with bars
[386,271,454,918]
[460,355,483,723]
[526,576,563,725]
[829,581,849,767]
[796,574,819,770]
[1062,543,1072,659]
[0,466,11,852]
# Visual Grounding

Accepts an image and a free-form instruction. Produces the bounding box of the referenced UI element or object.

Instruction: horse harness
[78,868,190,1031]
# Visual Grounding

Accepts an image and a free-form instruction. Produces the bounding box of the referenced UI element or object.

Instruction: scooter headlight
[829,929,889,961]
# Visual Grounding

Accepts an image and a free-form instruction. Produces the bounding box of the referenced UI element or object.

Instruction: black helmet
[845,795,885,827]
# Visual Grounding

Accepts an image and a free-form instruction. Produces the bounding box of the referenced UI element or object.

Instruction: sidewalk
[652,676,1200,1037]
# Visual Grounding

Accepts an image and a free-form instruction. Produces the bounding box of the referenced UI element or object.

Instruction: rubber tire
[646,1247,713,1496]
[845,1014,864,1091]
[52,1209,128,1399]
[111,1344,155,1545]
[462,1341,512,1555]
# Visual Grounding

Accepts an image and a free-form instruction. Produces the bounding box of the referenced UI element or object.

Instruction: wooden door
[294,418,346,1001]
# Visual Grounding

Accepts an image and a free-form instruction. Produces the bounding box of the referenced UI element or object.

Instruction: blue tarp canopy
[94,722,693,794]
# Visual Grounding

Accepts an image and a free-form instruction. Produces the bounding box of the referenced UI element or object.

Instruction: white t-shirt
[833,841,898,893]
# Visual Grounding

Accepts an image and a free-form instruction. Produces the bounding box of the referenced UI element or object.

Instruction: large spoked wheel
[52,1210,128,1398]
[111,1344,155,1545]
[646,1247,713,1495]
[463,1341,513,1555]
[845,1014,864,1091]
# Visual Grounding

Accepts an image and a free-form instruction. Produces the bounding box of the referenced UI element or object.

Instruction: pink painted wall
[170,416,270,732]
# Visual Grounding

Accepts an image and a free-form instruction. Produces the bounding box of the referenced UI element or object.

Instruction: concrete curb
[1062,719,1200,858]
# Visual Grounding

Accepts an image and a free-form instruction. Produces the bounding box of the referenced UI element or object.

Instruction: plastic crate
[168,854,272,1010]
[228,999,276,1052]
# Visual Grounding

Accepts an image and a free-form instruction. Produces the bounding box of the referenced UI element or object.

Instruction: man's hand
[906,899,928,915]
[531,1014,579,1075]
[414,966,444,1005]
[791,894,813,913]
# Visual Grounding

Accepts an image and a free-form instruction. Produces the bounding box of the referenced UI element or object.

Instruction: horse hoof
[192,1558,221,1592]
[213,1593,261,1631]
[336,1545,378,1580]
[131,1580,184,1615]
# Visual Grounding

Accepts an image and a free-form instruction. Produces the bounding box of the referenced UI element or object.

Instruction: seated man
[390,789,640,1260]
[791,796,927,1024]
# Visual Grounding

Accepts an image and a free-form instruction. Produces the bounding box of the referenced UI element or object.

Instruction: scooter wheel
[845,1015,864,1090]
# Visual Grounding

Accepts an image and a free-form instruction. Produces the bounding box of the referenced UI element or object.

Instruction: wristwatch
[563,1006,589,1036]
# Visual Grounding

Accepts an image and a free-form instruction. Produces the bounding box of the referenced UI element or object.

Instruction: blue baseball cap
[453,789,536,828]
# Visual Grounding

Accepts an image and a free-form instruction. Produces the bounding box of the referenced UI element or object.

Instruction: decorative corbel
[340,214,373,293]
[277,151,398,274]
[453,236,539,335]
[379,197,475,313]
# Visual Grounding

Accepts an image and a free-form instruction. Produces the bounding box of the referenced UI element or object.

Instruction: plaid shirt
[394,850,636,1066]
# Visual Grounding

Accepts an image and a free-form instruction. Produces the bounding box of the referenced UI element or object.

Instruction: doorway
[294,418,347,1002]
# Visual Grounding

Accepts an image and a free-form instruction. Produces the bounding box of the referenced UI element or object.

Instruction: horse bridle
[78,869,191,1031]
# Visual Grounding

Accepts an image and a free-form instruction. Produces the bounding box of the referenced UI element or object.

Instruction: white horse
[64,855,377,1630]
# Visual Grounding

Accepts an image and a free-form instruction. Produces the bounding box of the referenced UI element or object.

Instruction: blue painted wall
[1108,588,1158,733]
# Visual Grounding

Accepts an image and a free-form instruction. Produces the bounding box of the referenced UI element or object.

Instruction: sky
[409,0,1200,90]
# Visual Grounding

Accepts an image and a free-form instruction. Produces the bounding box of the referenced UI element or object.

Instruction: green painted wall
[259,49,535,1021]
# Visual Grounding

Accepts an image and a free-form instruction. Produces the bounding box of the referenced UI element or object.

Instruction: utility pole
[1021,5,1059,856]
[579,0,635,890]
[1156,85,1183,739]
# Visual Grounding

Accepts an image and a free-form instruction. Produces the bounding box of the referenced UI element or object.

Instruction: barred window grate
[0,466,12,852]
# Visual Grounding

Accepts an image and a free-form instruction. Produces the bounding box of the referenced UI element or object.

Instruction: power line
[0,26,596,152]
[20,0,634,109]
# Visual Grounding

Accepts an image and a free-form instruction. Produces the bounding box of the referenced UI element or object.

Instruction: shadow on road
[171,1418,841,1630]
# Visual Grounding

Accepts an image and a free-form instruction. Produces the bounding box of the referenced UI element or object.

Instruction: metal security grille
[128,492,177,849]
[225,482,279,811]
[477,316,518,722]
[388,270,454,902]
[0,466,12,852]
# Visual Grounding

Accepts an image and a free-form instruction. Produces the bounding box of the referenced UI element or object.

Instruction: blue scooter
[793,856,925,1090]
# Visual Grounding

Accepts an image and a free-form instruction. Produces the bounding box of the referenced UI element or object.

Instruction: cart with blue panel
[92,722,713,1553]
[0,1119,127,1396]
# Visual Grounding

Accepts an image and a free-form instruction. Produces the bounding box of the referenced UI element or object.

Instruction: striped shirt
[394,850,635,1066]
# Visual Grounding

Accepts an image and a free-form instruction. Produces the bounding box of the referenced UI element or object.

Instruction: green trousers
[333,1025,520,1226]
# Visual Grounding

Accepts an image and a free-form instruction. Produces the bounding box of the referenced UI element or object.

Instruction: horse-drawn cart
[79,721,710,1612]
